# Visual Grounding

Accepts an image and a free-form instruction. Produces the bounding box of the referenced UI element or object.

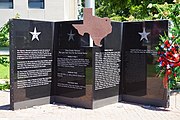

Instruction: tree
[96,0,131,18]
[95,0,174,20]
[0,22,9,47]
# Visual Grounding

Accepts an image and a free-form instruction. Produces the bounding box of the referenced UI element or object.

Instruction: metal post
[85,0,95,47]
[85,0,95,15]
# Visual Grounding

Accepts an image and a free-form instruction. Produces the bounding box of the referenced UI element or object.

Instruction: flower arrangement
[147,3,180,89]
[156,35,180,88]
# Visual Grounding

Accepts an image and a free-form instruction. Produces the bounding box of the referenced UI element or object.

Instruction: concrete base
[52,96,93,109]
[122,95,169,108]
[93,96,119,109]
[12,96,50,110]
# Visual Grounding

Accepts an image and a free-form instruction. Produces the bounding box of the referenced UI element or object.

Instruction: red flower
[162,61,167,66]
[171,47,176,52]
[164,40,169,45]
[173,62,180,67]
[167,44,171,48]
[167,69,172,75]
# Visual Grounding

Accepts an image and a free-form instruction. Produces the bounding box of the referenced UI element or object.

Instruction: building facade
[0,0,78,27]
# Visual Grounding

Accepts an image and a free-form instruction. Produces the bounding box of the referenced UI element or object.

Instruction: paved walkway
[0,48,9,55]
[0,91,180,120]
[0,51,9,55]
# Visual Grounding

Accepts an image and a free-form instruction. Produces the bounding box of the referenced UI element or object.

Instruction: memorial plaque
[10,19,121,110]
[10,19,53,110]
[121,20,169,107]
[93,22,122,105]
[51,21,122,109]
[53,21,91,101]
[10,18,169,110]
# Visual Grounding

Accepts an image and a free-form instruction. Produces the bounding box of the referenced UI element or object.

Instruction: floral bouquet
[156,34,179,89]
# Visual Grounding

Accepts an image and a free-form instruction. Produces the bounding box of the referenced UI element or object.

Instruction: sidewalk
[0,47,9,55]
[0,51,9,56]
[0,91,180,120]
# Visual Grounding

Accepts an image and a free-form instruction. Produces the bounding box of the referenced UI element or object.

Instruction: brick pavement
[0,91,179,120]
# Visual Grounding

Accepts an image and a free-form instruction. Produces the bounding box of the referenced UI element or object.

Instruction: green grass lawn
[147,64,156,77]
[0,47,9,50]
[86,67,93,85]
[0,55,10,79]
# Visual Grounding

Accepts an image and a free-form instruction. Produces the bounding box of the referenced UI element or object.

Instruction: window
[28,0,44,9]
[0,0,13,9]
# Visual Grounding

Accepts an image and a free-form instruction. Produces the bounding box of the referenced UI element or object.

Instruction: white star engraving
[67,30,75,41]
[138,27,150,41]
[30,27,41,41]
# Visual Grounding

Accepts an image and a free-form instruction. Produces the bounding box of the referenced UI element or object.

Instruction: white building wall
[45,0,64,20]
[0,0,78,27]
[0,9,14,27]
[13,0,28,18]
[64,0,78,20]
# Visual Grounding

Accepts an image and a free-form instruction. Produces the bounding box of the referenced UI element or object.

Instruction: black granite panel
[10,19,169,110]
[10,19,53,110]
[93,22,122,100]
[121,20,169,107]
[53,21,92,101]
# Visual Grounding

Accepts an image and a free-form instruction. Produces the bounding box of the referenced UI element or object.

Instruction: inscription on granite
[95,50,120,90]
[124,51,146,83]
[121,21,169,107]
[10,19,53,110]
[57,49,90,91]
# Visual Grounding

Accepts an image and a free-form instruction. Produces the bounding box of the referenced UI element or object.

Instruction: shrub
[0,81,10,90]
[0,13,20,47]
[0,22,9,47]
[0,56,9,66]
[110,16,128,21]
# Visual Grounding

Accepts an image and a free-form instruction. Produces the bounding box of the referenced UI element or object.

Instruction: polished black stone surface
[121,20,169,107]
[93,22,122,100]
[52,21,121,108]
[53,21,91,98]
[10,19,169,110]
[10,19,53,110]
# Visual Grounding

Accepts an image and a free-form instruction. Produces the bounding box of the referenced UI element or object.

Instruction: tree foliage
[0,81,10,90]
[0,56,9,66]
[96,0,131,18]
[0,22,9,47]
[95,0,175,21]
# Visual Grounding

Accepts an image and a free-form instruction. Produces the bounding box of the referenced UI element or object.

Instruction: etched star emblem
[67,30,75,41]
[30,27,41,41]
[138,27,150,41]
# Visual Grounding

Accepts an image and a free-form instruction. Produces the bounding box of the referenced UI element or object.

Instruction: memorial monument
[10,8,169,110]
